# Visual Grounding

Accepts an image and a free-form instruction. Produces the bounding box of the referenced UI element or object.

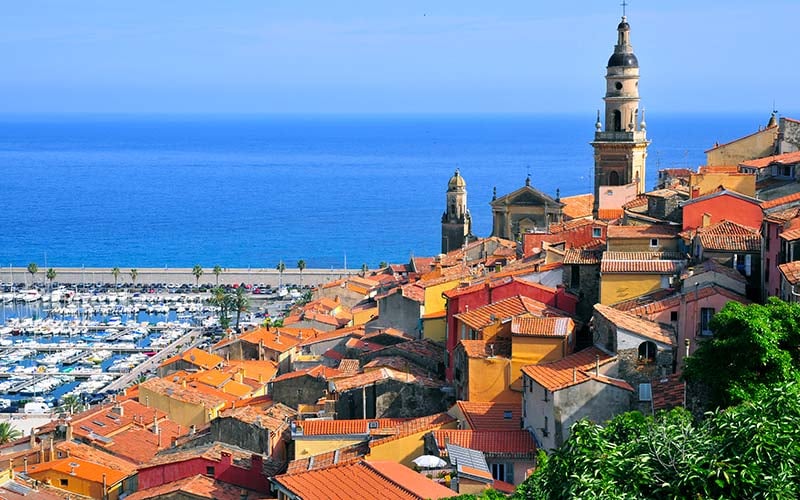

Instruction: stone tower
[441,169,473,253]
[592,15,649,216]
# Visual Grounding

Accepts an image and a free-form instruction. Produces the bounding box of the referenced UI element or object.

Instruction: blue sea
[0,113,768,269]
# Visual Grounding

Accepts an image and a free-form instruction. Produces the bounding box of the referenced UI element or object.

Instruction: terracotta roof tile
[432,430,535,457]
[457,339,512,359]
[370,413,457,447]
[698,164,739,174]
[563,248,603,265]
[597,208,624,220]
[160,347,224,371]
[511,316,575,337]
[286,441,370,473]
[55,441,137,475]
[22,457,129,486]
[560,193,594,219]
[218,406,288,433]
[362,356,429,377]
[601,251,685,274]
[330,367,443,392]
[779,261,800,286]
[337,358,360,374]
[622,195,649,209]
[455,295,564,331]
[270,365,343,383]
[140,377,232,408]
[761,191,800,210]
[594,304,675,346]
[521,347,631,392]
[651,373,686,412]
[607,224,681,239]
[363,461,456,499]
[273,460,453,500]
[696,220,761,252]
[125,474,270,500]
[740,150,800,169]
[454,401,521,431]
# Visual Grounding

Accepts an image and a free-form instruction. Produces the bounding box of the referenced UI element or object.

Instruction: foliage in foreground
[517,380,800,499]
[683,298,800,408]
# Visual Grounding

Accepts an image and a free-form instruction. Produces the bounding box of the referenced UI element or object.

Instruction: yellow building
[454,340,518,403]
[139,377,229,428]
[600,251,686,304]
[689,172,756,197]
[509,316,575,391]
[21,457,128,500]
[606,224,681,252]
[705,120,778,166]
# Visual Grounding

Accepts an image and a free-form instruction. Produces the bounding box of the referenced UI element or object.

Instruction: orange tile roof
[238,326,302,353]
[101,422,183,464]
[298,326,364,347]
[594,304,675,346]
[696,220,761,252]
[740,150,800,169]
[55,441,137,475]
[273,460,453,500]
[607,224,681,239]
[125,474,270,500]
[432,430,536,456]
[601,252,685,274]
[370,413,457,447]
[141,442,254,469]
[659,167,694,177]
[70,398,170,439]
[511,316,575,338]
[697,164,739,174]
[224,360,278,383]
[330,367,443,392]
[521,346,632,392]
[160,347,224,370]
[140,377,232,408]
[337,358,360,374]
[621,195,649,209]
[218,406,287,433]
[454,295,560,331]
[286,441,371,473]
[597,208,624,220]
[298,418,410,437]
[191,369,231,389]
[761,191,800,210]
[779,261,800,285]
[651,373,686,412]
[457,339,512,359]
[563,248,603,265]
[618,284,748,316]
[559,193,594,219]
[454,401,522,431]
[270,364,343,383]
[23,457,129,486]
[362,356,429,377]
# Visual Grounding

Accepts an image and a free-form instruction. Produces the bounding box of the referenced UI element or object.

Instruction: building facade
[442,169,474,253]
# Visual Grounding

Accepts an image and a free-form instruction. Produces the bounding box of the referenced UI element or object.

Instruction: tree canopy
[518,380,800,499]
[683,297,800,408]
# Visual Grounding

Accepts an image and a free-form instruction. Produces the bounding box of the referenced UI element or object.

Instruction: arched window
[613,110,622,131]
[608,171,620,186]
[638,341,657,363]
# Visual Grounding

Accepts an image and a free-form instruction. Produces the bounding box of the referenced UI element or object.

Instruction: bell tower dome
[592,14,650,216]
[441,169,473,253]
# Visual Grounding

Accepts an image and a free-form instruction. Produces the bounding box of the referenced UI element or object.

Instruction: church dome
[448,169,466,189]
[607,52,638,68]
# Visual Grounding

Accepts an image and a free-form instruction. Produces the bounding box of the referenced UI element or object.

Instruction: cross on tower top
[621,0,628,17]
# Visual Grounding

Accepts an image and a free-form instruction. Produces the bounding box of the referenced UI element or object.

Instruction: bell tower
[592,14,649,216]
[441,169,473,253]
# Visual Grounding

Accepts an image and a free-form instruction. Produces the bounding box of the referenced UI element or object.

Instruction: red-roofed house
[686,220,761,298]
[158,347,224,377]
[681,189,763,233]
[521,346,632,450]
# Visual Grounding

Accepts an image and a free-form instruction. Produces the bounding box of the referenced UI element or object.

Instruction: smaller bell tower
[441,169,473,253]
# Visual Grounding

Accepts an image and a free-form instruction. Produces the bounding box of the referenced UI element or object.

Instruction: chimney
[49,438,55,462]
[702,213,712,227]
[157,429,162,449]
[29,431,36,447]
[220,451,232,468]
[691,186,700,199]
[240,490,249,500]
[190,425,196,435]
[102,473,107,496]
[153,413,159,435]
[66,423,73,442]
[572,367,577,382]
[182,379,187,389]
[111,403,124,417]
[595,355,600,376]
[145,396,150,407]
[250,454,263,471]
[23,457,28,474]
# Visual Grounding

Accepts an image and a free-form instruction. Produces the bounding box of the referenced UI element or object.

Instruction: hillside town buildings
[4,13,800,500]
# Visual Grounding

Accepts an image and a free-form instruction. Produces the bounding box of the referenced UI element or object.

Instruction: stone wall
[564,264,600,323]
[334,380,452,419]
[270,375,329,411]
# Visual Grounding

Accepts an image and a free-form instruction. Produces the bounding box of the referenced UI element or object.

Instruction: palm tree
[379,261,388,269]
[213,265,223,286]
[0,421,22,444]
[276,260,286,288]
[59,394,81,415]
[26,262,38,287]
[130,268,138,286]
[232,285,250,332]
[111,267,121,288]
[209,286,231,329]
[46,268,57,291]
[297,259,306,287]
[192,264,204,287]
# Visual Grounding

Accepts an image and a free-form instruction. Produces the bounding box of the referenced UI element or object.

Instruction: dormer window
[592,227,602,238]
[649,238,659,248]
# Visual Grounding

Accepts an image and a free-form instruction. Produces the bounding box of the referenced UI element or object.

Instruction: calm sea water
[0,113,767,269]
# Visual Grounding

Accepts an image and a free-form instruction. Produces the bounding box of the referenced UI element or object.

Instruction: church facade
[591,15,649,216]
[490,176,564,241]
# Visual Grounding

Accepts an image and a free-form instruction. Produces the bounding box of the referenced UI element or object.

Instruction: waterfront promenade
[0,266,357,288]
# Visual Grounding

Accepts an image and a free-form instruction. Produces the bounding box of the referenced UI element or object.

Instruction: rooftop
[432,430,536,457]
[607,224,681,239]
[594,304,675,346]
[739,150,800,169]
[695,220,761,252]
[160,347,224,371]
[779,261,800,286]
[452,401,522,431]
[521,347,630,392]
[511,316,575,338]
[125,474,271,500]
[454,295,562,331]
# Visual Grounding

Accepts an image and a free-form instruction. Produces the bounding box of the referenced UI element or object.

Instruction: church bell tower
[592,15,649,216]
[441,169,473,253]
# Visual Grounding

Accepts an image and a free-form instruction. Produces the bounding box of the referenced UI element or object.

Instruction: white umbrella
[412,455,447,468]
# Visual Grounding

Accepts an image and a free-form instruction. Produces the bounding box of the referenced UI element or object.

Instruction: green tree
[213,265,223,286]
[209,286,232,329]
[276,260,286,288]
[129,268,138,286]
[26,262,38,287]
[111,267,121,288]
[360,263,368,277]
[379,261,388,269]
[0,421,22,444]
[192,264,204,287]
[46,267,56,291]
[59,394,81,415]
[683,298,800,408]
[297,259,306,287]
[232,285,250,332]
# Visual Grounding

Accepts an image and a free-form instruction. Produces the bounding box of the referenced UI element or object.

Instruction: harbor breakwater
[0,267,356,288]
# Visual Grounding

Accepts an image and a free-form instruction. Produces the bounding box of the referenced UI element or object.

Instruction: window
[491,462,514,483]
[650,238,659,248]
[609,171,620,185]
[542,416,550,437]
[503,410,513,420]
[543,388,549,402]
[571,265,580,288]
[613,110,622,131]
[592,227,602,238]
[638,341,657,363]
[638,383,653,402]
[700,308,715,336]
[60,479,69,487]
[206,466,215,476]
[670,311,678,322]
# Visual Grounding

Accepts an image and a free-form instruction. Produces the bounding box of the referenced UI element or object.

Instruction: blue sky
[1,1,798,114]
